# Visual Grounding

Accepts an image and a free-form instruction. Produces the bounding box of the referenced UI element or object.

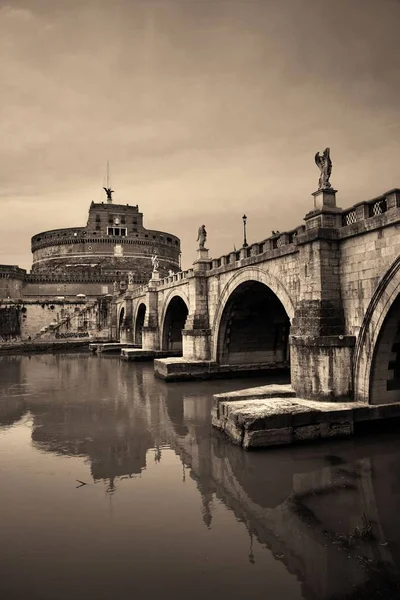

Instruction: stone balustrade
[341,189,400,227]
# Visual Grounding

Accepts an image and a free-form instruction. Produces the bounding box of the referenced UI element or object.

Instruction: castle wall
[23,281,112,298]
[0,265,26,299]
[0,298,112,343]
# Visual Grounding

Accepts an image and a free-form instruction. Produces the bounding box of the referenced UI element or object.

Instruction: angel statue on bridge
[151,252,159,272]
[197,225,207,249]
[314,148,332,190]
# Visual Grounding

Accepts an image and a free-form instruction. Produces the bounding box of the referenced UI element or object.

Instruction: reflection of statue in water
[151,253,159,272]
[103,187,114,201]
[128,271,134,285]
[197,225,207,249]
[315,148,332,190]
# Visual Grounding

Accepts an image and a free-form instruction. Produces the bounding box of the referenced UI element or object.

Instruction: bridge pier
[142,326,160,351]
[141,276,161,350]
[119,294,134,344]
[290,335,356,402]
[290,187,355,401]
[182,329,211,361]
[181,248,212,361]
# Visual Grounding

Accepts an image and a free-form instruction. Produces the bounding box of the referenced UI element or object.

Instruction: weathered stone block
[293,424,321,441]
[243,427,293,449]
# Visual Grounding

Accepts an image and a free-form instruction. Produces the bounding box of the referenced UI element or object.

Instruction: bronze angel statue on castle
[315,148,332,190]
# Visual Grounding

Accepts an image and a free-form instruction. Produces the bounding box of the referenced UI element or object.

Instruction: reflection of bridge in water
[1,355,400,598]
[155,384,400,599]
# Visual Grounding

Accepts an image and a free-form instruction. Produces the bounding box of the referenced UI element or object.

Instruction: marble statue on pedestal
[151,253,159,272]
[197,225,207,249]
[315,148,332,190]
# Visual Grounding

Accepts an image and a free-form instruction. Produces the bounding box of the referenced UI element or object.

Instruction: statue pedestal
[151,271,160,281]
[197,247,209,260]
[312,188,338,209]
[193,248,211,273]
[305,189,342,230]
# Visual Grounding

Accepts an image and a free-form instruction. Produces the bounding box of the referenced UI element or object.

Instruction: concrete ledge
[89,342,140,354]
[121,349,181,361]
[212,386,400,450]
[154,358,289,381]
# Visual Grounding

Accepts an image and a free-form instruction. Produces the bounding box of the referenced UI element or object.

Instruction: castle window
[133,219,137,224]
[95,214,101,222]
[107,227,127,237]
[121,216,126,224]
[167,237,172,243]
[96,224,101,231]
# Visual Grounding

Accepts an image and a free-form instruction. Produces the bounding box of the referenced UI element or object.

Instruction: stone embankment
[212,384,400,449]
[0,340,92,355]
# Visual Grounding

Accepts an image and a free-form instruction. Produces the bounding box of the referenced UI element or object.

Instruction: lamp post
[242,214,248,248]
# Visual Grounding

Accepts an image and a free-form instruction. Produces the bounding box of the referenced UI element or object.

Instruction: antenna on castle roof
[103,160,114,203]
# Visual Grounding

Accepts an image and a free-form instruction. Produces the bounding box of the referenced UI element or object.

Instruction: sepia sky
[1,0,400,270]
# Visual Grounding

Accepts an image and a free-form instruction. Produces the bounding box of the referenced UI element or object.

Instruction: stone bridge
[115,186,400,405]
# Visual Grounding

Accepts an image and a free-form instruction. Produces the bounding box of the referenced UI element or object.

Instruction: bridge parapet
[158,268,194,288]
[341,189,400,227]
[130,267,195,298]
[207,227,301,275]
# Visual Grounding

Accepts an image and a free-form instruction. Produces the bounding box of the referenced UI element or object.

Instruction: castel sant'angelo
[0,187,181,300]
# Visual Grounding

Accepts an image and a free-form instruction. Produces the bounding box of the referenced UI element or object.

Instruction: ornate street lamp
[242,214,248,248]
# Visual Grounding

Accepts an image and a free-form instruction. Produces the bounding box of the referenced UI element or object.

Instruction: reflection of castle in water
[1,356,400,598]
[0,356,159,489]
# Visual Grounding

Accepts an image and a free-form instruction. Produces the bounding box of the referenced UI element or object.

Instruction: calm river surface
[1,354,400,600]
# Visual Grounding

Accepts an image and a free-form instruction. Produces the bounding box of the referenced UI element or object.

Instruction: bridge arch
[134,302,146,346]
[212,267,295,365]
[160,290,190,353]
[354,256,400,404]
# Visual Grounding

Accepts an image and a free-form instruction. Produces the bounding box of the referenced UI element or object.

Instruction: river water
[1,354,400,600]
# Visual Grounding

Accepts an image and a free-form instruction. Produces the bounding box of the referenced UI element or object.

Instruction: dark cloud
[1,0,400,268]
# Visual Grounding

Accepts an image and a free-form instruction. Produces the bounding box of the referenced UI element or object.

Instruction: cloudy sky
[1,0,400,270]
